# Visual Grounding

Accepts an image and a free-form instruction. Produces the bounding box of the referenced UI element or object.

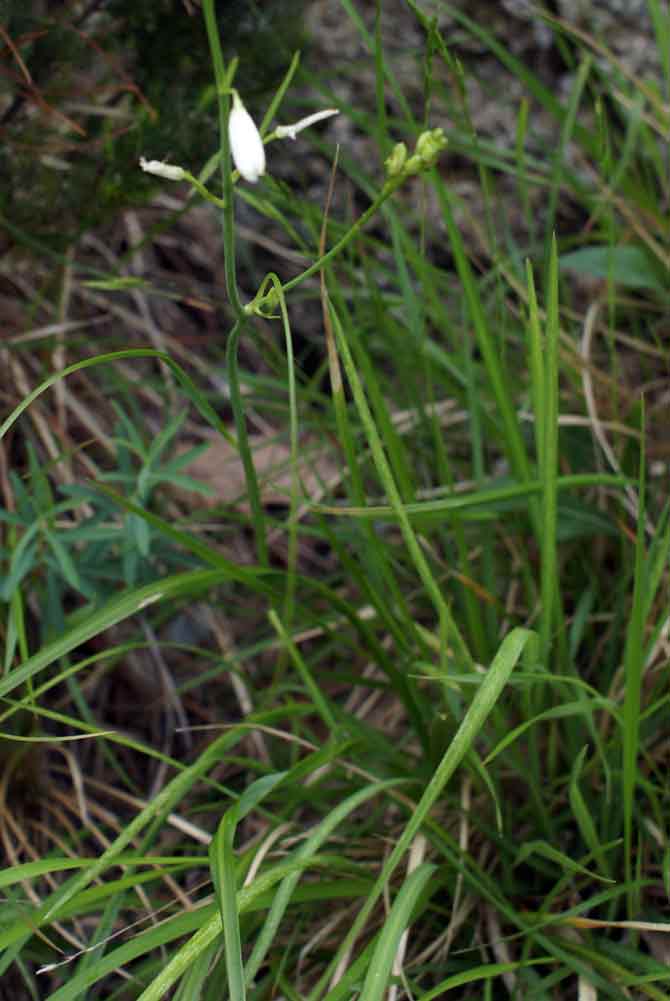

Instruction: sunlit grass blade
[358,862,436,1001]
[308,626,533,1000]
[209,775,287,1001]
[433,174,534,503]
[0,570,228,700]
[415,959,555,1000]
[245,780,402,987]
[622,406,647,917]
[570,746,611,880]
[0,720,275,947]
[328,297,472,669]
[539,235,561,666]
[268,609,337,732]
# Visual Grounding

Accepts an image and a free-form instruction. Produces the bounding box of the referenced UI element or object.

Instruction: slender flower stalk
[139,158,226,207]
[245,126,447,317]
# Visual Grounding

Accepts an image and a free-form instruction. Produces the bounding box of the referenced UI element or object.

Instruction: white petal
[275,108,339,140]
[139,157,185,181]
[228,94,266,184]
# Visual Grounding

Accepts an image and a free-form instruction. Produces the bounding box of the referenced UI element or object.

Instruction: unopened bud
[228,91,266,184]
[139,157,186,181]
[385,142,408,177]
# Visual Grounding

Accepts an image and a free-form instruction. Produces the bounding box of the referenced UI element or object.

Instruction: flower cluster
[384,128,448,179]
[139,84,446,202]
[140,92,340,190]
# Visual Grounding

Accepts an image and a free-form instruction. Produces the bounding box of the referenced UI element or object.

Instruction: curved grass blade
[308,626,533,1001]
[209,774,287,1001]
[0,570,226,700]
[359,862,436,1001]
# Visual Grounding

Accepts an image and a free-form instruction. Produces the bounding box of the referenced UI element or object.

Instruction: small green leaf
[516,840,614,883]
[559,246,665,291]
[83,276,148,291]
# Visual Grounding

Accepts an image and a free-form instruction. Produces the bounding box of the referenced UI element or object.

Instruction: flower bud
[404,128,448,176]
[139,157,185,181]
[415,128,447,165]
[228,91,266,184]
[385,142,408,177]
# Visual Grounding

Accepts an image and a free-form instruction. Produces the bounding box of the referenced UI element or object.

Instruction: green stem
[249,176,405,314]
[201,2,266,564]
[226,319,268,566]
[201,0,244,317]
[329,298,473,670]
[183,171,226,209]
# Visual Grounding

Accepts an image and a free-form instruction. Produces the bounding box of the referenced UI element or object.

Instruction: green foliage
[1,404,210,651]
[2,0,670,998]
[560,245,668,291]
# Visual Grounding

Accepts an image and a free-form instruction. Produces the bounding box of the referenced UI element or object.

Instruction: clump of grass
[2,1,670,999]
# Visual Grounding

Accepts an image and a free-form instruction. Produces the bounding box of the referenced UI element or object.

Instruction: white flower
[228,91,266,183]
[275,108,339,141]
[139,157,186,181]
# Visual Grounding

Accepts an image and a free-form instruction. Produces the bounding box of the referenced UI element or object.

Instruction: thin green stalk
[250,177,405,313]
[526,260,545,468]
[539,235,560,667]
[524,258,552,836]
[201,1,271,567]
[374,0,389,155]
[268,609,337,733]
[543,55,591,284]
[201,0,244,316]
[320,233,421,675]
[259,50,301,135]
[273,276,300,636]
[328,298,472,670]
[515,97,534,242]
[182,170,226,208]
[623,403,647,919]
[210,809,246,1001]
[462,283,496,656]
[434,176,535,518]
[345,272,414,501]
[226,318,268,566]
[648,0,670,98]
